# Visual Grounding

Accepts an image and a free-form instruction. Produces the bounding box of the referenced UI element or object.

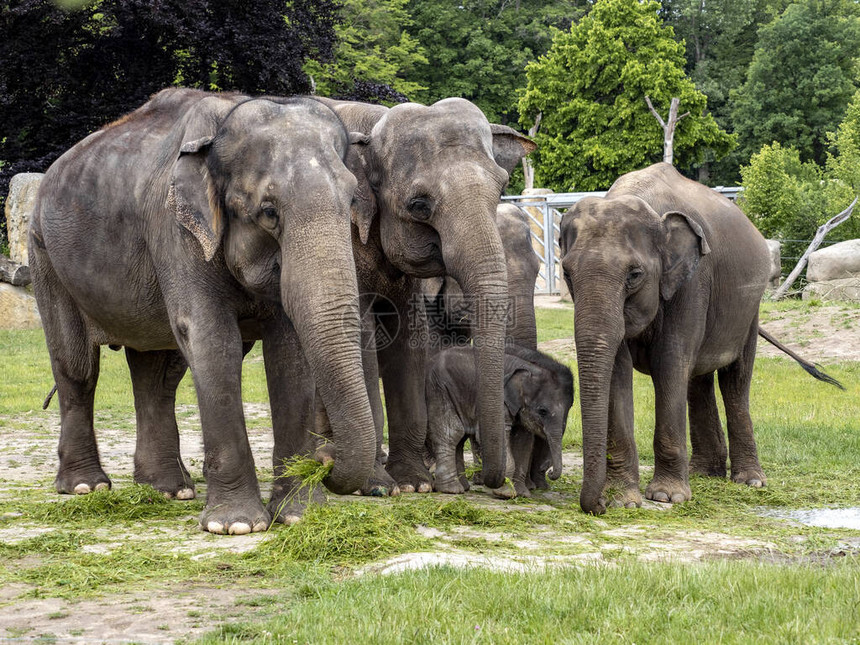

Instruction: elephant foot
[604,482,642,509]
[645,477,691,505]
[268,476,326,525]
[200,498,270,535]
[360,462,401,497]
[470,470,483,486]
[492,480,530,499]
[433,477,465,495]
[387,457,433,494]
[529,471,550,491]
[55,466,111,496]
[689,457,727,478]
[731,465,767,488]
[134,460,196,500]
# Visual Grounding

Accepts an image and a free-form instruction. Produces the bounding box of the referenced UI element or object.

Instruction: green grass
[198,561,860,644]
[0,300,858,642]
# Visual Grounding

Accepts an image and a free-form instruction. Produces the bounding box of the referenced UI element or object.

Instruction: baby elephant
[427,345,574,498]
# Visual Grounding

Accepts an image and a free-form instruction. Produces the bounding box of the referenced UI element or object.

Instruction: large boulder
[803,277,860,302]
[4,173,43,266]
[0,283,41,329]
[807,239,860,282]
[765,240,781,288]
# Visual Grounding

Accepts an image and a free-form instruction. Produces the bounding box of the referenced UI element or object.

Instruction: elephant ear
[490,124,537,175]
[503,364,533,417]
[660,210,711,301]
[346,132,378,245]
[167,97,235,262]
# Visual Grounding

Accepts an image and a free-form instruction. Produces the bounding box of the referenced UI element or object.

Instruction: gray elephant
[276,97,536,505]
[560,162,841,515]
[29,88,377,534]
[426,345,573,497]
[422,202,541,351]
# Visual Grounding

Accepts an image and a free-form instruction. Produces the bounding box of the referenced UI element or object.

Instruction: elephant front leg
[492,426,532,499]
[688,372,727,477]
[263,316,326,524]
[358,328,399,497]
[174,311,269,535]
[378,295,433,493]
[427,397,466,495]
[718,323,766,488]
[605,344,641,508]
[126,348,194,499]
[646,366,692,505]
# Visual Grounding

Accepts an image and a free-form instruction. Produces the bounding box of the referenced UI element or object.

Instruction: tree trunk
[645,96,689,165]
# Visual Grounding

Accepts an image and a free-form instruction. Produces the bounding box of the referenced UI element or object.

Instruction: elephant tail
[758,327,845,390]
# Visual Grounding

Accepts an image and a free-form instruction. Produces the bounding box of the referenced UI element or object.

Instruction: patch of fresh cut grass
[198,559,860,644]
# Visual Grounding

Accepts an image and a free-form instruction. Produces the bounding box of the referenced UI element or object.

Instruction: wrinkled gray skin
[29,88,377,534]
[559,163,771,515]
[421,203,547,489]
[280,97,536,503]
[422,203,540,351]
[426,345,573,498]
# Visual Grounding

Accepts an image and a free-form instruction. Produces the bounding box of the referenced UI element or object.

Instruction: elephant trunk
[573,287,625,515]
[509,292,537,350]
[442,207,509,490]
[280,210,376,495]
[547,431,564,480]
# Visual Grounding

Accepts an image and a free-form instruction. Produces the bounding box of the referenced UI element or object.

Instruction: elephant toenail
[73,483,91,495]
[94,482,109,491]
[418,482,433,493]
[228,522,251,535]
[206,521,225,534]
[176,488,195,500]
[400,484,416,493]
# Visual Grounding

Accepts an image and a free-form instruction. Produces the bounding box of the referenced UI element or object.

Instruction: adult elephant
[29,88,377,534]
[559,162,774,515]
[279,98,536,502]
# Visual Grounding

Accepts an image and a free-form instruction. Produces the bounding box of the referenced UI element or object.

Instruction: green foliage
[739,87,860,275]
[305,0,428,101]
[405,0,587,123]
[518,0,735,192]
[730,0,860,166]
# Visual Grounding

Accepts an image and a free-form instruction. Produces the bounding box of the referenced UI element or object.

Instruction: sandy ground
[0,301,857,643]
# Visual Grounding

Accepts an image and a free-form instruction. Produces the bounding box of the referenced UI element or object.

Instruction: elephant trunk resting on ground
[29,87,377,534]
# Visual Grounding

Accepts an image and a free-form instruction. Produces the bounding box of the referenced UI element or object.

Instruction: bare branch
[772,196,859,301]
[645,96,666,128]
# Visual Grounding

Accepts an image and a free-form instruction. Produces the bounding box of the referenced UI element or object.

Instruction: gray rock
[0,283,41,329]
[807,239,860,282]
[766,240,781,288]
[803,277,860,302]
[4,173,43,266]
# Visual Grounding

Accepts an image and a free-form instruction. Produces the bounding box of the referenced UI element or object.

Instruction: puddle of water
[761,507,860,530]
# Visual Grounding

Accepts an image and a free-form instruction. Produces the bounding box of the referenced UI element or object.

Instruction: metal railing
[503,187,743,294]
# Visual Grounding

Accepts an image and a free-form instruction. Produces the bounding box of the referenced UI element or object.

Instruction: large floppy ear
[167,97,234,262]
[490,124,537,175]
[660,210,711,301]
[345,132,378,245]
[503,366,532,417]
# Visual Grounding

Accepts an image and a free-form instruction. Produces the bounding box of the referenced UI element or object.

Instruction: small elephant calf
[427,345,574,498]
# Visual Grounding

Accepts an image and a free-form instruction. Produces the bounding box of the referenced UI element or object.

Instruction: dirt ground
[0,301,857,643]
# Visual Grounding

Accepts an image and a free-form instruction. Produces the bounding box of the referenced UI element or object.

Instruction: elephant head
[350,98,535,489]
[168,96,376,495]
[559,195,710,514]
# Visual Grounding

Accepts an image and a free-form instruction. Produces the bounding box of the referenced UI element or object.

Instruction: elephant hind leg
[718,322,766,488]
[126,348,194,499]
[688,372,727,478]
[31,252,109,495]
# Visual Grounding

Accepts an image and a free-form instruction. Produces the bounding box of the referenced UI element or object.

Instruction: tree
[0,0,340,221]
[404,0,587,124]
[518,0,734,192]
[730,0,860,167]
[304,0,426,103]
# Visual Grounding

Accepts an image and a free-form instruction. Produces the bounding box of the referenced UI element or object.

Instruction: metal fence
[502,187,743,295]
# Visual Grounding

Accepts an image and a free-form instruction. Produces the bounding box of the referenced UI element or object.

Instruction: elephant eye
[407,196,434,221]
[626,267,645,289]
[538,407,549,418]
[259,203,279,231]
